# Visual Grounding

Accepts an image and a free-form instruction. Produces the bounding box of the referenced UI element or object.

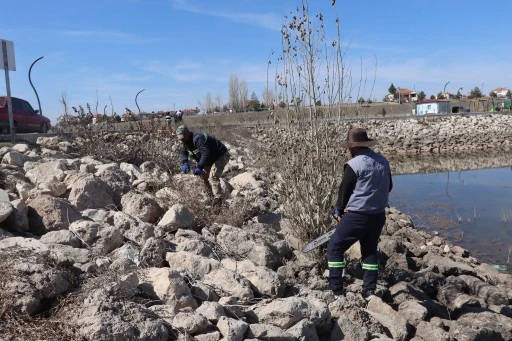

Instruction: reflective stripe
[187,134,207,156]
[328,261,345,268]
[362,263,378,271]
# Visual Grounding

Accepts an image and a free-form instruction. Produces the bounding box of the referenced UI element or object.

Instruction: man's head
[340,127,378,156]
[176,125,192,142]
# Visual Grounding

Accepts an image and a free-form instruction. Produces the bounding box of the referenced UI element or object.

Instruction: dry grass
[0,250,84,340]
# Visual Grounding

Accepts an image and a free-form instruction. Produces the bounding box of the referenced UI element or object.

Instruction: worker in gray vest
[177,125,230,204]
[327,127,392,300]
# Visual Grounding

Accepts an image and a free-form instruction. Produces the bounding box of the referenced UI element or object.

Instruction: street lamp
[28,56,44,115]
[135,89,146,120]
[443,81,450,98]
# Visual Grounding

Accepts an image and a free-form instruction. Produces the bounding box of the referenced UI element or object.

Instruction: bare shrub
[266,123,346,244]
[55,102,180,174]
[169,177,259,228]
[264,0,361,253]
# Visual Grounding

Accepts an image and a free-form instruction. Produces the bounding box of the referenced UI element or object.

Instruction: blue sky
[1,0,511,123]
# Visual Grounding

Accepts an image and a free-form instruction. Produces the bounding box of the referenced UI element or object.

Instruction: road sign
[1,39,16,143]
[0,39,15,71]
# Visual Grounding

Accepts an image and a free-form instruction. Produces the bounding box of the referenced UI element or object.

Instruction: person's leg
[209,152,230,200]
[326,212,365,294]
[359,212,386,293]
[200,166,213,196]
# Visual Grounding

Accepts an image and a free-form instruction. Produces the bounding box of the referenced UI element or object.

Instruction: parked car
[0,96,51,133]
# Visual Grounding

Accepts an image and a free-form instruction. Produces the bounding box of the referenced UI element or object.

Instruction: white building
[491,87,510,98]
[415,99,450,115]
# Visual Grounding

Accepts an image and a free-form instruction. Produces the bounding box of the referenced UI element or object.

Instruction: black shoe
[362,289,376,301]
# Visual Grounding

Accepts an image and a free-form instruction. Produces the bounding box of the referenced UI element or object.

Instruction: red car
[0,96,51,133]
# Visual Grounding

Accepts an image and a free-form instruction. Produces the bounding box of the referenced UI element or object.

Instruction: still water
[389,166,512,271]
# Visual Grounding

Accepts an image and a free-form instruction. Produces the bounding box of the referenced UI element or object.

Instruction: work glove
[193,167,203,176]
[181,163,190,173]
[333,208,342,222]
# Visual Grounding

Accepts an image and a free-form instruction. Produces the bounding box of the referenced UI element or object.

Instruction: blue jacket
[180,132,228,169]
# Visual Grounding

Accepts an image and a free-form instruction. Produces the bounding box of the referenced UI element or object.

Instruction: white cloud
[171,0,282,31]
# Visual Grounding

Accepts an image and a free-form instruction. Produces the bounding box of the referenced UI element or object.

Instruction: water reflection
[390,162,512,273]
[389,151,512,175]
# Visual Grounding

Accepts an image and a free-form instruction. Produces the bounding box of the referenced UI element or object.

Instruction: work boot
[362,289,376,301]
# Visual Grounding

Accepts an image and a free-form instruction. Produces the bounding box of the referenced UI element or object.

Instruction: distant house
[491,87,510,98]
[395,88,418,103]
[415,99,450,115]
[442,92,456,99]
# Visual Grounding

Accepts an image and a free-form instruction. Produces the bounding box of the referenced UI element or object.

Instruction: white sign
[0,39,16,71]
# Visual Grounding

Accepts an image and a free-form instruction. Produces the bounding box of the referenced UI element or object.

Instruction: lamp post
[443,81,450,99]
[28,56,44,115]
[135,89,146,120]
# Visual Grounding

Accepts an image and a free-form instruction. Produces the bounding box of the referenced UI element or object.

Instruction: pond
[390,165,512,273]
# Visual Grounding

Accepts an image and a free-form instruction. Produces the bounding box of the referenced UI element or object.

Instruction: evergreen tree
[388,83,396,95]
[468,87,483,99]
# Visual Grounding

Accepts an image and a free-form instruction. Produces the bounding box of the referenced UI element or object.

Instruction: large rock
[166,251,221,279]
[121,191,162,224]
[68,176,115,211]
[221,258,286,298]
[157,204,195,232]
[249,297,310,329]
[140,237,167,267]
[365,296,411,341]
[3,199,29,232]
[202,268,254,302]
[68,220,101,245]
[96,167,131,206]
[2,150,30,167]
[0,247,71,315]
[171,312,211,335]
[141,268,197,310]
[216,316,248,341]
[27,195,82,235]
[40,230,82,248]
[24,160,68,185]
[0,200,13,223]
[216,225,281,270]
[195,301,225,323]
[286,319,319,341]
[70,275,169,341]
[246,323,295,340]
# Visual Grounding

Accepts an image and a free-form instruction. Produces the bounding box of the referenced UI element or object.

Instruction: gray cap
[176,125,189,139]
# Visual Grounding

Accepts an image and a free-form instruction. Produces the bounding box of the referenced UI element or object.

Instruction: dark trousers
[327,211,385,293]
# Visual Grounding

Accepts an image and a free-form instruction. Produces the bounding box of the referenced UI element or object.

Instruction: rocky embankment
[0,114,511,340]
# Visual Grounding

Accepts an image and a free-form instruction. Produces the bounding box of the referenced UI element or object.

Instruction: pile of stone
[0,120,510,340]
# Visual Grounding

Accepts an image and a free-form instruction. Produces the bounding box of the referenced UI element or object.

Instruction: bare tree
[239,80,248,111]
[215,94,223,112]
[205,92,213,114]
[267,0,364,250]
[262,88,275,108]
[229,74,240,112]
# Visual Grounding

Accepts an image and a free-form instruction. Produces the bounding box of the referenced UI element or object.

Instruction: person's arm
[196,134,211,169]
[336,164,357,212]
[180,146,189,165]
[389,172,393,192]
